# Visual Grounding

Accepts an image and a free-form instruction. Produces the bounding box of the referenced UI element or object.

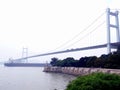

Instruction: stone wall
[43,66,120,76]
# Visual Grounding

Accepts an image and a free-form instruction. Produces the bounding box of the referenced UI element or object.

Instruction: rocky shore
[43,66,120,76]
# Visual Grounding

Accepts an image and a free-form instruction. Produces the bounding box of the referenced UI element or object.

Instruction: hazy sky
[0,0,120,62]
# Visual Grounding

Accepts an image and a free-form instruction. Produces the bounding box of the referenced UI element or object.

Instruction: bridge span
[13,42,120,61]
[8,8,120,62]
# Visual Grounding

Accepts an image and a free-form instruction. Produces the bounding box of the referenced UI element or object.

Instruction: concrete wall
[43,66,120,76]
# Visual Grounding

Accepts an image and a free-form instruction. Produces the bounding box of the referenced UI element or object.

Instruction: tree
[66,73,120,90]
[50,50,120,69]
[86,56,97,67]
[78,57,89,67]
[62,57,75,67]
[50,57,59,66]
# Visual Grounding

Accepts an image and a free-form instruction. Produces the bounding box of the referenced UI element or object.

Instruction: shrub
[66,72,120,90]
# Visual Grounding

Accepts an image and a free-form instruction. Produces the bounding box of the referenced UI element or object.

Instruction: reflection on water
[0,66,76,90]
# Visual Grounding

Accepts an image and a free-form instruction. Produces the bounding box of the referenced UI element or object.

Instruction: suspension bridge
[6,8,120,63]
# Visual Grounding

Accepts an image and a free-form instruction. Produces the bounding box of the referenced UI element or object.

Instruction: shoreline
[43,66,120,76]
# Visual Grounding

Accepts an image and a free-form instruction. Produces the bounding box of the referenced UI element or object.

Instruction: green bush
[66,73,120,90]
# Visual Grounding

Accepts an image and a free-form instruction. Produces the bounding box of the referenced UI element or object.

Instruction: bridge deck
[13,42,120,61]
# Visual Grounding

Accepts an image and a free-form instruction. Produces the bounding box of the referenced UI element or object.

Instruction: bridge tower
[106,8,120,54]
[22,48,28,63]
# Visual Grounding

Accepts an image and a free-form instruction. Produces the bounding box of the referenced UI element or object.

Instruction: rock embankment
[43,66,120,76]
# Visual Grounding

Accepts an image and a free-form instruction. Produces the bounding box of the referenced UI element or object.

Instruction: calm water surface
[0,66,76,90]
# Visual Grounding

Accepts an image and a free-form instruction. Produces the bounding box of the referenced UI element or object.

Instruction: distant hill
[4,63,49,67]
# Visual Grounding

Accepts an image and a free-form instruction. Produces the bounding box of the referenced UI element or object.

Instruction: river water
[0,66,76,90]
